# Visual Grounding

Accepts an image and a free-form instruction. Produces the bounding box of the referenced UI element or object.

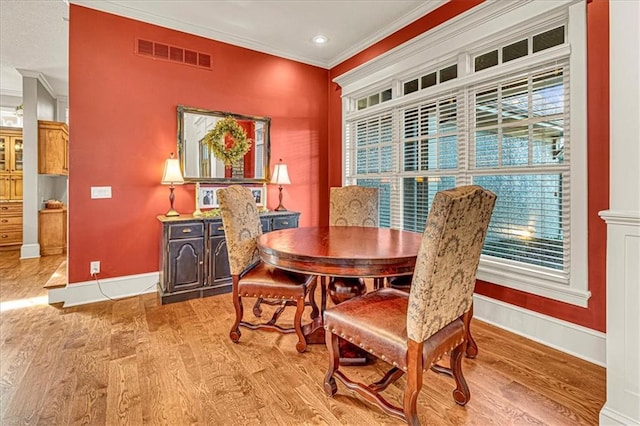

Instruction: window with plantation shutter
[340,2,588,306]
[470,63,569,272]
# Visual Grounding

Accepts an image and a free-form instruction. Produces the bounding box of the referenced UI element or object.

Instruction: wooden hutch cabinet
[38,120,69,175]
[0,127,23,250]
[157,211,300,304]
[0,127,23,200]
[38,208,67,255]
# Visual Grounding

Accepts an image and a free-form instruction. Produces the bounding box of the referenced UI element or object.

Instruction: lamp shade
[161,157,184,185]
[271,161,291,185]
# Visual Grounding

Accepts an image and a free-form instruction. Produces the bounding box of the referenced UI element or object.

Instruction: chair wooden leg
[403,340,424,426]
[230,276,243,343]
[321,277,327,313]
[451,343,470,405]
[294,297,307,353]
[463,303,478,358]
[308,279,320,320]
[323,330,339,396]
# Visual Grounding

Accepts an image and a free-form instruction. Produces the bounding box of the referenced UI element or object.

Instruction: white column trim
[600,0,640,422]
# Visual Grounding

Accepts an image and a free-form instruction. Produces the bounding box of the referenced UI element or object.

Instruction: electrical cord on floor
[91,272,158,302]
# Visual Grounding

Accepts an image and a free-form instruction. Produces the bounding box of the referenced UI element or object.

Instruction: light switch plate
[91,186,112,199]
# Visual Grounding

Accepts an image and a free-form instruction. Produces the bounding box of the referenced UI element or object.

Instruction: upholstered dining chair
[329,186,379,227]
[328,186,380,298]
[217,185,318,353]
[323,185,496,425]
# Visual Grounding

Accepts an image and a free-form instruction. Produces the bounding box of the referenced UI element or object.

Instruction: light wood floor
[0,250,605,425]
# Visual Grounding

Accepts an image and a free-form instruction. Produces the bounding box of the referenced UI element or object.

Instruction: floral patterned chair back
[217,185,262,276]
[329,186,378,227]
[407,185,497,342]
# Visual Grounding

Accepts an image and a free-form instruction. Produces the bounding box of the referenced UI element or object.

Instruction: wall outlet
[90,261,100,275]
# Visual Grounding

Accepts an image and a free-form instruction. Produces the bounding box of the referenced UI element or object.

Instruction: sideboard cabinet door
[207,221,231,290]
[167,238,204,292]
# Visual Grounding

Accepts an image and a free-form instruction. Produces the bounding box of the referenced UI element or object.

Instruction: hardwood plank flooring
[0,250,605,425]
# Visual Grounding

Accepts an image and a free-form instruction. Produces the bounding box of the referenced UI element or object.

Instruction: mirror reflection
[177,105,271,183]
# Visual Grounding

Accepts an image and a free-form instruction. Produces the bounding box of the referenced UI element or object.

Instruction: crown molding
[334,0,579,93]
[71,0,446,69]
[0,88,22,98]
[16,69,57,98]
[327,0,447,69]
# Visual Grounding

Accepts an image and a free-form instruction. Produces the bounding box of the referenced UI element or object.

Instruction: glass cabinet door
[0,136,6,172]
[12,137,23,172]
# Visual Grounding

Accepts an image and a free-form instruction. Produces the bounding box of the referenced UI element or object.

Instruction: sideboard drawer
[208,221,225,236]
[169,223,204,240]
[0,216,22,227]
[0,230,22,245]
[0,203,22,216]
[273,216,297,230]
[260,218,271,233]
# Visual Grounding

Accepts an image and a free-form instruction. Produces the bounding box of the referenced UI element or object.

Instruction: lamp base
[274,185,287,211]
[165,208,180,217]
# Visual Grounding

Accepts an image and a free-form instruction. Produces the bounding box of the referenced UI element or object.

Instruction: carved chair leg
[450,343,470,405]
[464,303,478,358]
[294,297,307,353]
[308,279,320,320]
[230,277,243,343]
[323,330,339,396]
[403,340,424,426]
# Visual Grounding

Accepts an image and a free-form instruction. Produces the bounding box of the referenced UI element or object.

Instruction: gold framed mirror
[177,105,271,183]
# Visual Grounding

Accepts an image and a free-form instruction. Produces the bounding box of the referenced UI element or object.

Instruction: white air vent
[136,38,212,70]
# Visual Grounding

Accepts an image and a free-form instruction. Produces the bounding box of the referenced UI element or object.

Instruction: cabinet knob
[1,234,7,238]
[1,207,7,210]
[282,221,289,225]
[1,219,7,223]
[217,226,224,231]
[182,228,192,234]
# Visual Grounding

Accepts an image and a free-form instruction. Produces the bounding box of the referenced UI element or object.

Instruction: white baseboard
[473,293,606,367]
[20,243,40,259]
[47,286,66,304]
[58,272,159,307]
[600,403,640,426]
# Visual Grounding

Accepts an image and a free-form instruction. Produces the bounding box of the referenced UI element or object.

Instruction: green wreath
[203,116,252,166]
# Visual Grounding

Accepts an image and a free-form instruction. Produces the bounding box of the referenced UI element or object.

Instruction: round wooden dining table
[258,226,423,363]
[257,226,423,278]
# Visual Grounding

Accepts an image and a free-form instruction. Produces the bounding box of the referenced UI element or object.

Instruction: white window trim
[335,0,590,307]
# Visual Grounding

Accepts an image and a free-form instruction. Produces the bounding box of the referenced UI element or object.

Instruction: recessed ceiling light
[312,35,328,45]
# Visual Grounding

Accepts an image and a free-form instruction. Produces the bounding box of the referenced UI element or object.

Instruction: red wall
[68,6,329,283]
[70,1,609,333]
[328,0,609,332]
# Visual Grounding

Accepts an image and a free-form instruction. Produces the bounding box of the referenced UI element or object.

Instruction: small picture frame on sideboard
[250,186,266,208]
[199,187,219,208]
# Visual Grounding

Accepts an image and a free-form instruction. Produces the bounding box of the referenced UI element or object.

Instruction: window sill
[477,257,591,307]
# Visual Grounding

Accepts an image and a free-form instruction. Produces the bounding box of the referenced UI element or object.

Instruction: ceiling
[0,0,446,99]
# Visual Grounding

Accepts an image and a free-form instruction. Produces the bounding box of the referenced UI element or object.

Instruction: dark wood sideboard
[157,211,300,304]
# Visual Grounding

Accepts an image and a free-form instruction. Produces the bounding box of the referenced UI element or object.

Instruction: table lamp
[271,158,291,211]
[161,153,184,217]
